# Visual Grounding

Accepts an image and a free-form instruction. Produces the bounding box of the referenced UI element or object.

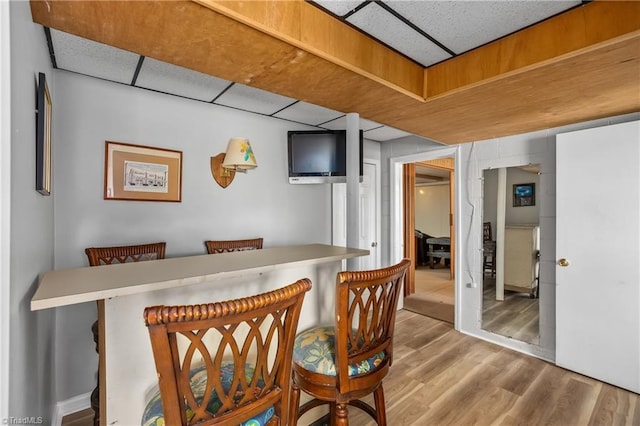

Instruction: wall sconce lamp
[210,137,257,188]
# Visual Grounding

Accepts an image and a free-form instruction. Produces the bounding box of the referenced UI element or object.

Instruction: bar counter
[31,244,367,310]
[31,244,368,424]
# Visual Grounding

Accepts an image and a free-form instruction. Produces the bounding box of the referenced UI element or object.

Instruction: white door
[332,161,379,269]
[359,162,378,270]
[556,120,639,393]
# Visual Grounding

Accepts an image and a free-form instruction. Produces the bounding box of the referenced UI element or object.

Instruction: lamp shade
[221,137,257,171]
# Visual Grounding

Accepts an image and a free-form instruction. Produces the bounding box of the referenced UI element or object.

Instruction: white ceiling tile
[135,57,230,102]
[321,116,382,132]
[347,2,452,66]
[273,101,344,126]
[364,126,412,141]
[50,29,139,84]
[313,0,365,17]
[387,0,581,55]
[215,83,296,115]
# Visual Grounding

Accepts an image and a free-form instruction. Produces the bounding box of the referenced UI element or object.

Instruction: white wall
[415,184,450,238]
[381,112,639,361]
[457,112,640,361]
[0,0,10,419]
[9,1,56,421]
[51,71,380,401]
[483,167,540,230]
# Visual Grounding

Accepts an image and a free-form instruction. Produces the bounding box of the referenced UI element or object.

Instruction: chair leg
[290,382,300,425]
[373,386,387,426]
[330,403,336,426]
[335,403,348,426]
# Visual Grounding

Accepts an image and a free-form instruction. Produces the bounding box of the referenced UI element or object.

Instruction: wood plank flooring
[299,310,640,426]
[61,408,93,426]
[482,277,539,344]
[65,310,639,426]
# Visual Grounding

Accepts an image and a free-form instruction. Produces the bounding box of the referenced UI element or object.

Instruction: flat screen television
[287,130,363,184]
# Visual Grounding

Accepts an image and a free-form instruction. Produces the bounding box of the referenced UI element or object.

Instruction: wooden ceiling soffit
[426,1,640,98]
[193,0,425,100]
[28,1,423,112]
[29,1,640,144]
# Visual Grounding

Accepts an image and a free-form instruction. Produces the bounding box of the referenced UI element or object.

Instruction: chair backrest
[334,259,411,393]
[483,222,493,242]
[85,242,166,266]
[205,238,263,254]
[144,279,312,425]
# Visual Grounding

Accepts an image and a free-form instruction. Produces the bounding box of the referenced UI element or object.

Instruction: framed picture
[513,182,535,207]
[104,141,183,202]
[36,72,52,195]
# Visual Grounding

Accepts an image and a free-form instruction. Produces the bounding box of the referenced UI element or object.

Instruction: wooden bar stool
[142,279,312,425]
[205,238,263,254]
[290,259,411,425]
[84,242,166,426]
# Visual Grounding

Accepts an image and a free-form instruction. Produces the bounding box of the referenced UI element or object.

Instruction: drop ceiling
[46,27,414,142]
[31,1,640,144]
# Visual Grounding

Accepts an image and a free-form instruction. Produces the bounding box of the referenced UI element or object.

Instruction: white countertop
[31,244,369,311]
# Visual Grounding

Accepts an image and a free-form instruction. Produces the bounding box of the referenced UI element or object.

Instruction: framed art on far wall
[513,182,535,207]
[104,141,183,202]
[36,72,52,195]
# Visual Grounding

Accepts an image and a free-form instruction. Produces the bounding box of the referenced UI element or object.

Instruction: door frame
[390,146,461,327]
[368,159,382,269]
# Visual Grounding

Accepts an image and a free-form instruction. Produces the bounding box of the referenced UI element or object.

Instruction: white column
[495,167,506,301]
[346,113,360,269]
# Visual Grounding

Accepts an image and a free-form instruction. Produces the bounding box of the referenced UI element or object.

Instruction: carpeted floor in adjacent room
[403,263,454,323]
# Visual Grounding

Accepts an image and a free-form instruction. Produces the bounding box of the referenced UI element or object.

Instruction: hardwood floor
[482,276,539,344]
[61,408,93,426]
[403,265,538,343]
[65,310,639,426]
[300,310,639,426]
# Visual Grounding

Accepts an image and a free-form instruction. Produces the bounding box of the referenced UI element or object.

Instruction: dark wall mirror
[482,164,541,344]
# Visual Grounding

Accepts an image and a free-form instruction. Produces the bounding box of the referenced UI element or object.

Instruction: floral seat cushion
[141,362,274,426]
[293,326,386,376]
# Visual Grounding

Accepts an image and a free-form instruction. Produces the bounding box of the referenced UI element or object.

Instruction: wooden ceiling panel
[29,0,640,144]
[426,1,640,98]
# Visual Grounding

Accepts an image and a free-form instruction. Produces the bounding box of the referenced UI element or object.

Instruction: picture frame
[513,182,535,207]
[104,141,183,202]
[36,72,52,196]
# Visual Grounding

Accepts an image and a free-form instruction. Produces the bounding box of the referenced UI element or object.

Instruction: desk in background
[426,237,451,269]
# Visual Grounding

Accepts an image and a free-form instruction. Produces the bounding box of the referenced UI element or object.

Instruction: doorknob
[371,242,378,247]
[557,258,570,267]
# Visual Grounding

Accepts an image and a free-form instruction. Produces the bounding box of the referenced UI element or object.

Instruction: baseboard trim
[52,392,91,426]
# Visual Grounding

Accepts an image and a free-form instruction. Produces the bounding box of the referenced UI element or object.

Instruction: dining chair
[205,238,263,254]
[483,222,496,278]
[142,279,312,426]
[84,241,166,426]
[290,259,411,426]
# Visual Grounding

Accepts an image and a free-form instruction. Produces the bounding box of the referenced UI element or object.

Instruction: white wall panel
[51,71,348,401]
[8,0,56,421]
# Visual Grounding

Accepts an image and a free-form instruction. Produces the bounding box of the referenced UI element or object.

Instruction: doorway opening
[390,146,459,326]
[404,160,455,323]
[405,161,454,323]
